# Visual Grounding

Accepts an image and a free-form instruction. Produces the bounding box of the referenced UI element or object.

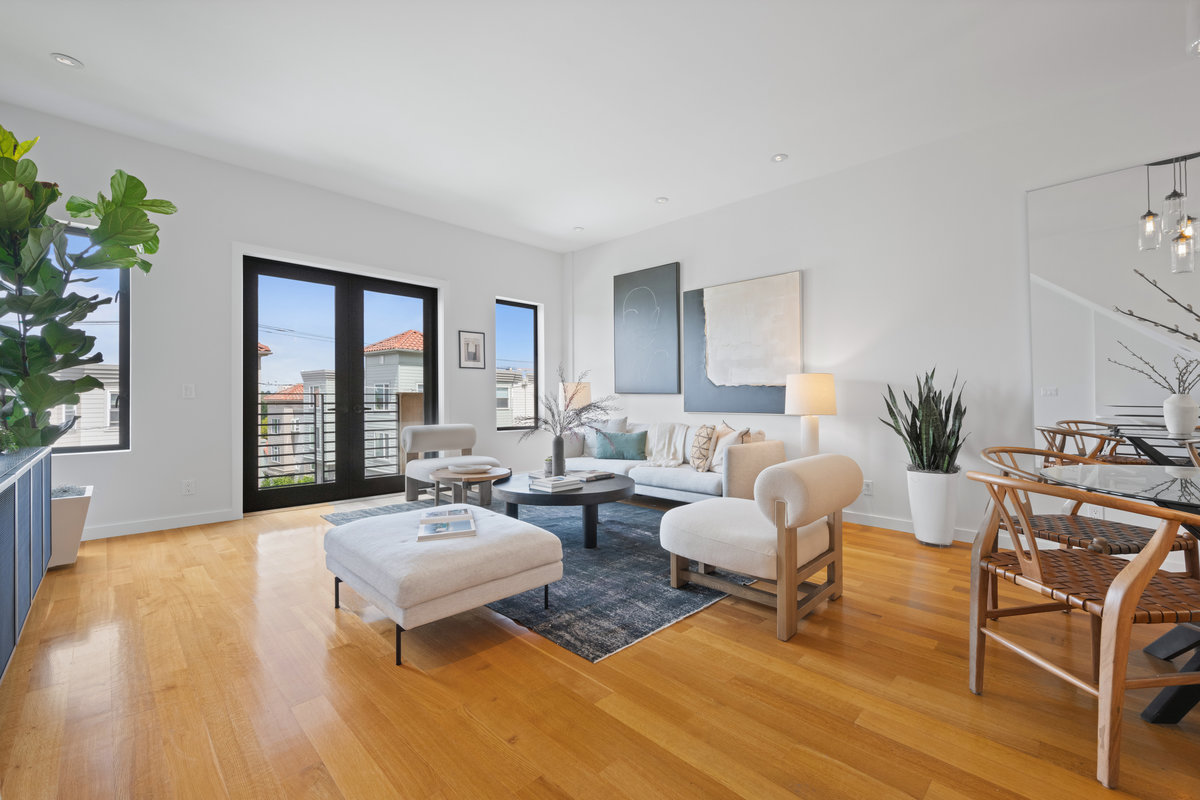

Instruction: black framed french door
[243,257,438,512]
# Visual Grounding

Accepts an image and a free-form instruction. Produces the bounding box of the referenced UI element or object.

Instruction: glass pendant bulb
[1165,159,1187,233]
[1186,216,1197,238]
[1171,232,1195,274]
[1140,209,1162,250]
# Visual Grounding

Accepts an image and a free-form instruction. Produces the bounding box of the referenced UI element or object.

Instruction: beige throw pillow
[689,424,716,472]
[708,423,750,472]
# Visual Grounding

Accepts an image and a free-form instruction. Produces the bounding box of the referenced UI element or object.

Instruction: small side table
[428,466,512,506]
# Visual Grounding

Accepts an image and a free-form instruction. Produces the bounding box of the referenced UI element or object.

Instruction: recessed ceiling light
[771,153,789,162]
[655,196,670,204]
[50,53,84,69]
[573,226,584,232]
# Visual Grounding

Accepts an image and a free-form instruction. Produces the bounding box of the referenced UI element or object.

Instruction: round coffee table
[493,473,635,548]
[429,466,512,506]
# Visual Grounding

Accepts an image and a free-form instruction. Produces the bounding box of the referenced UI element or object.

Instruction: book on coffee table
[530,476,582,492]
[418,511,477,541]
[566,469,614,482]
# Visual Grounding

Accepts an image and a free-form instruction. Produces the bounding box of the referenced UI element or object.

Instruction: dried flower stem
[1107,340,1200,394]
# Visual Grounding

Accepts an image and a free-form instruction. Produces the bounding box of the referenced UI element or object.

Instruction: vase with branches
[1107,340,1200,435]
[517,366,620,475]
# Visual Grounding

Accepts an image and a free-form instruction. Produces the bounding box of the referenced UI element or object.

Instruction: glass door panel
[253,274,338,499]
[361,291,428,482]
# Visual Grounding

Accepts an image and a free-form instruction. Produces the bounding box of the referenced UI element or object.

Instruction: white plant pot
[50,486,92,568]
[906,468,959,547]
[1163,393,1200,436]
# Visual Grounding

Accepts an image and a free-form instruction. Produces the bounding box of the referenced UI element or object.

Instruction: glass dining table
[1040,462,1200,724]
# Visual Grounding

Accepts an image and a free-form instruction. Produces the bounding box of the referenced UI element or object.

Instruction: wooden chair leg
[969,564,988,695]
[696,562,716,574]
[669,553,690,588]
[775,500,798,641]
[1090,614,1102,683]
[1096,608,1132,788]
[829,510,844,600]
[1185,544,1199,580]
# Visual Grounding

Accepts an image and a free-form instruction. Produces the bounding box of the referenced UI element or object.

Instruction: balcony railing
[256,391,417,489]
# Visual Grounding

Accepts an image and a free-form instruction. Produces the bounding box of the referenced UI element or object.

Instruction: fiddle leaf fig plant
[0,124,176,448]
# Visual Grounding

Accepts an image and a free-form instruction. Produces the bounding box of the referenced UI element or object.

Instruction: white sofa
[564,420,785,502]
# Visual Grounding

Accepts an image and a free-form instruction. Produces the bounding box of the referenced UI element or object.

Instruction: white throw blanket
[644,422,689,467]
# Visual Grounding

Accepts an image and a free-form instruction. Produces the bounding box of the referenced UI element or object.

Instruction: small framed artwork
[458,330,485,369]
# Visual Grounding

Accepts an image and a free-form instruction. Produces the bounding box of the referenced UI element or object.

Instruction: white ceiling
[1,1,1195,252]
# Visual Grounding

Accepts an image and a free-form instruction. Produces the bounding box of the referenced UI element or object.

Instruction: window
[3,225,130,452]
[495,299,538,430]
[373,383,391,409]
[268,445,282,464]
[106,391,120,427]
[269,417,282,434]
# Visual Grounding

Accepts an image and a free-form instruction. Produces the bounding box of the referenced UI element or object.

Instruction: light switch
[182,383,196,399]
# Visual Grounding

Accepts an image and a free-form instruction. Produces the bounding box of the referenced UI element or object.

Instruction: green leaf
[13,137,37,160]
[110,170,147,206]
[42,321,86,355]
[0,126,15,158]
[74,244,137,270]
[141,232,160,255]
[13,373,79,414]
[0,157,15,182]
[0,325,19,339]
[136,198,177,215]
[0,181,32,229]
[65,195,97,218]
[92,207,157,246]
[14,158,36,184]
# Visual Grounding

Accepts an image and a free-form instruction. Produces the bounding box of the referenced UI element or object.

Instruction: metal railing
[256,390,412,489]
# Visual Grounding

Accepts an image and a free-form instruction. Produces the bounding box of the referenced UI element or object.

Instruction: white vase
[1163,393,1200,436]
[906,468,959,547]
[50,486,92,568]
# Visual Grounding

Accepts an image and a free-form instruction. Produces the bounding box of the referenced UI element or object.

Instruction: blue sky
[256,276,534,388]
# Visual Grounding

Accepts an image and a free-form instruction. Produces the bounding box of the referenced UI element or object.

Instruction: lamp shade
[784,373,837,416]
[562,381,592,410]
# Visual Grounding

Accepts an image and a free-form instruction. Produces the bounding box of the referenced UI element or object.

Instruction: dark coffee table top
[493,472,635,506]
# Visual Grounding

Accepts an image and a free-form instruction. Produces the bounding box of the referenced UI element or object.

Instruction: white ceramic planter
[50,486,92,568]
[1163,393,1200,436]
[907,468,959,547]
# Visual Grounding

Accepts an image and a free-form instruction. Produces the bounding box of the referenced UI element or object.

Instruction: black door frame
[243,256,438,512]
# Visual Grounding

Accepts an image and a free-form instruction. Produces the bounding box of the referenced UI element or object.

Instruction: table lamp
[785,373,837,457]
[563,381,591,410]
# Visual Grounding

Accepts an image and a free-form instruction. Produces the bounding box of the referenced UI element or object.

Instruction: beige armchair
[659,454,863,640]
[401,424,501,503]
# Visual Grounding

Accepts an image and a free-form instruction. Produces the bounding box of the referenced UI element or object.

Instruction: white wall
[567,61,1200,540]
[1,101,564,540]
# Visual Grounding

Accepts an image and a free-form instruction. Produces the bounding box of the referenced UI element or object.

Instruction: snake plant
[880,369,967,473]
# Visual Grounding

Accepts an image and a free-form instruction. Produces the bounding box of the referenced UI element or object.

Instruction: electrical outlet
[1040,386,1059,397]
[181,479,196,496]
[862,480,873,496]
[181,383,196,399]
[1084,505,1103,520]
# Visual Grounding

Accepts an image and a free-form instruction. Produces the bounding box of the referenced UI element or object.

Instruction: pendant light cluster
[1140,156,1198,274]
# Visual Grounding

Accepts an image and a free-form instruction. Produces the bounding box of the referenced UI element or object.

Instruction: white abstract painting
[703,271,802,386]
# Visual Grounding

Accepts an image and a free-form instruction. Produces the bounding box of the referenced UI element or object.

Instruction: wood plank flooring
[1,498,1197,799]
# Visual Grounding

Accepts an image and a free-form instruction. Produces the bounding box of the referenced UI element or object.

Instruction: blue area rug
[323,498,737,662]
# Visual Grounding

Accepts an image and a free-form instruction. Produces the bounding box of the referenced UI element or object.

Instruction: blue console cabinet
[0,448,52,683]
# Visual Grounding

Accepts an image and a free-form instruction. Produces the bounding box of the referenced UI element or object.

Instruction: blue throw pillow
[594,431,647,460]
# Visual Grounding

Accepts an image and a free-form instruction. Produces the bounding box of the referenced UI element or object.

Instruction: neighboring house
[49,363,121,449]
[495,367,536,428]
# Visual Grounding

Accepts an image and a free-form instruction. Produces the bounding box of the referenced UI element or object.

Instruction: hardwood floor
[1,499,1197,799]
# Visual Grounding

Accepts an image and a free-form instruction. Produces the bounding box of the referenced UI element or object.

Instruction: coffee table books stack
[530,475,583,493]
[417,507,477,541]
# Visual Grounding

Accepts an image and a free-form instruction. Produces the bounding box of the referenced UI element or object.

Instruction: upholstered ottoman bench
[324,504,563,664]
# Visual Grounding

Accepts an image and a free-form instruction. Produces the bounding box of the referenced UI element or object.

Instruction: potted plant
[518,367,619,476]
[880,369,967,547]
[1107,341,1200,435]
[0,124,175,565]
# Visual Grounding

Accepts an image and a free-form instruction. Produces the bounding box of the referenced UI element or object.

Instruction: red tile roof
[364,330,424,353]
[258,342,272,355]
[263,383,304,402]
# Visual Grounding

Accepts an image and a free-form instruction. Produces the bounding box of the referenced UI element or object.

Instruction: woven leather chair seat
[984,550,1200,624]
[1026,514,1196,555]
[1091,454,1150,465]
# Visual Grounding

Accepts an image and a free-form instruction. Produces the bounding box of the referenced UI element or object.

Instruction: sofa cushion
[583,417,627,455]
[660,498,829,581]
[628,465,723,496]
[595,430,647,460]
[406,455,502,483]
[564,456,642,476]
[709,423,749,472]
[689,424,716,472]
[562,431,585,458]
